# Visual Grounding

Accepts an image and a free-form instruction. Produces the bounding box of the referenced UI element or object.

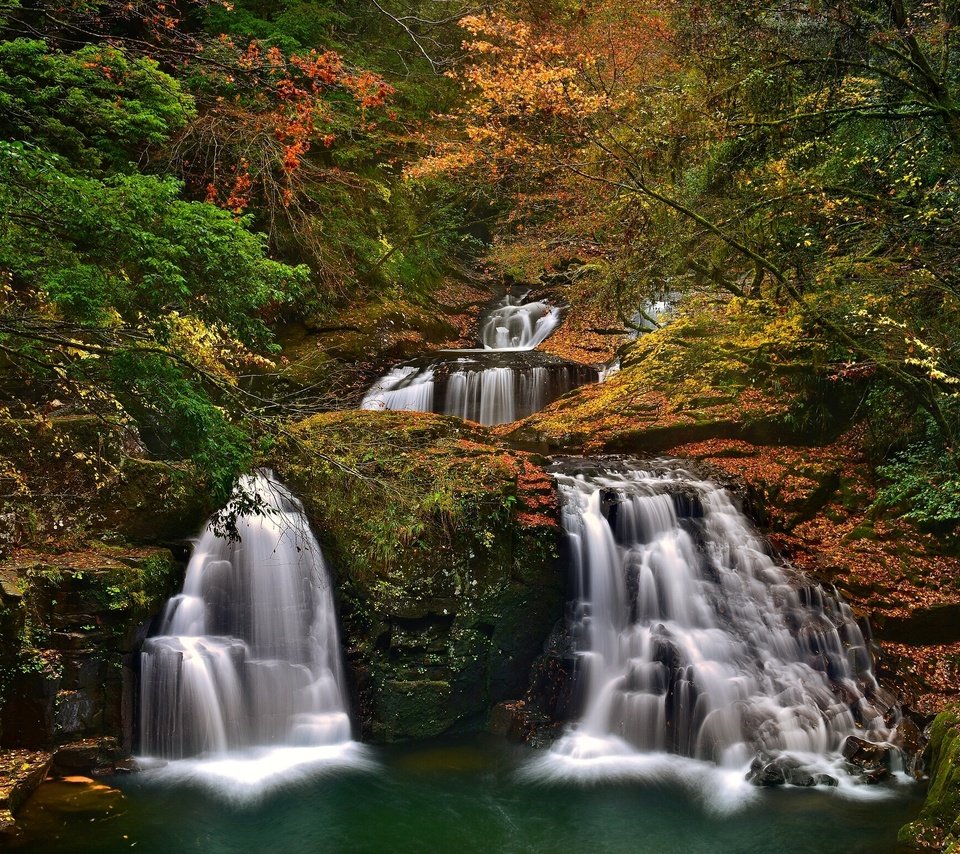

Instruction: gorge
[3,1,960,849]
[3,286,939,853]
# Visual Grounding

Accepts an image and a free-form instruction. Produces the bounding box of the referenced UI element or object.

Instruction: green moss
[900,705,960,850]
[268,410,563,741]
[507,294,858,454]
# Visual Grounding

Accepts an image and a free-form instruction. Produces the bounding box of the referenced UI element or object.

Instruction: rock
[842,735,892,770]
[0,749,52,836]
[270,411,564,742]
[747,754,794,787]
[899,704,960,849]
[746,754,839,788]
[51,738,122,776]
[0,550,181,753]
[861,766,892,784]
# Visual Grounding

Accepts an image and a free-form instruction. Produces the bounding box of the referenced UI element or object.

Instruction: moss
[503,295,857,455]
[268,410,563,742]
[900,705,960,850]
[99,459,212,543]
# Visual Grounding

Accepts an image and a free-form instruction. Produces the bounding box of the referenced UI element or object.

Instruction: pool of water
[11,736,924,854]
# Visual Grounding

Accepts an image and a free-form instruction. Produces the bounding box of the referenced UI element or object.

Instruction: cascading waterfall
[361,365,435,415]
[526,459,901,805]
[138,472,368,797]
[361,356,594,426]
[361,290,596,426]
[480,292,561,350]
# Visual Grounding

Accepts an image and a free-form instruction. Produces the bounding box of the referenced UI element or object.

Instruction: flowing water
[361,351,596,426]
[480,291,561,350]
[361,291,596,425]
[137,472,369,798]
[11,461,923,852]
[12,305,925,851]
[527,459,902,800]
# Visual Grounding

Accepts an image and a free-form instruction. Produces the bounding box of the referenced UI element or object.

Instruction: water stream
[526,460,903,805]
[13,296,923,851]
[362,291,597,425]
[137,472,370,799]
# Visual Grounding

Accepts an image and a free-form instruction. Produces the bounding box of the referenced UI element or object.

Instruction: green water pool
[10,736,925,854]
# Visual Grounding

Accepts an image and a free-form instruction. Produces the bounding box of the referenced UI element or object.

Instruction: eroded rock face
[270,410,565,742]
[0,550,181,756]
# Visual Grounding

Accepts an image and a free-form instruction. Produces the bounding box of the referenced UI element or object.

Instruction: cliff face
[0,548,182,767]
[270,410,565,741]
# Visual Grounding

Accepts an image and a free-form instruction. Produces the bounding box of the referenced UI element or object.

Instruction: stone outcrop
[0,549,181,756]
[0,750,51,834]
[900,705,960,851]
[270,409,565,742]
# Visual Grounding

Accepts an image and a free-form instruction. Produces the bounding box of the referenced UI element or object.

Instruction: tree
[418,1,960,480]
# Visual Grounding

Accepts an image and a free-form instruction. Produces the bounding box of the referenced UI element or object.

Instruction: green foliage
[875,434,960,530]
[0,39,194,171]
[108,351,252,504]
[0,141,307,343]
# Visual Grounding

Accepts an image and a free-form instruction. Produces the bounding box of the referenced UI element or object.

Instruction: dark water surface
[11,735,924,854]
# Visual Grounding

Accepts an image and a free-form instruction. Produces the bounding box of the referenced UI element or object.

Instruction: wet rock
[899,704,960,849]
[861,766,892,784]
[747,755,788,787]
[51,738,122,777]
[842,735,892,770]
[892,716,926,778]
[746,754,838,788]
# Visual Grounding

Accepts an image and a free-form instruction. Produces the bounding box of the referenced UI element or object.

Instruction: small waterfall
[138,473,367,796]
[362,354,596,427]
[480,293,561,350]
[361,290,593,426]
[527,460,899,802]
[361,365,435,415]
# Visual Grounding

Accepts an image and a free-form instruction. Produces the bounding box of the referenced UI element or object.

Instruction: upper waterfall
[360,290,594,426]
[526,459,901,804]
[480,292,561,350]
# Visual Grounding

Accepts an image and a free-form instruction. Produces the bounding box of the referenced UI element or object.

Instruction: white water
[481,293,561,350]
[361,365,435,414]
[526,462,903,805]
[361,291,590,426]
[138,473,368,799]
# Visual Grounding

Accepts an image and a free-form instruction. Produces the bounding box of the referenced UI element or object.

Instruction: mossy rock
[900,705,960,850]
[268,410,563,742]
[504,296,860,455]
[98,459,212,543]
[0,548,181,750]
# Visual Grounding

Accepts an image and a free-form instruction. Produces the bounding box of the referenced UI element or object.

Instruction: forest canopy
[0,0,958,534]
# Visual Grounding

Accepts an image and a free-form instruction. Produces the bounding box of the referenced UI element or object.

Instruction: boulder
[841,735,892,770]
[270,411,564,742]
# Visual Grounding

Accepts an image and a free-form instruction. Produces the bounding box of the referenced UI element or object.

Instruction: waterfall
[480,293,561,350]
[138,473,368,797]
[361,291,593,426]
[526,460,900,804]
[362,355,596,426]
[361,365,435,414]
